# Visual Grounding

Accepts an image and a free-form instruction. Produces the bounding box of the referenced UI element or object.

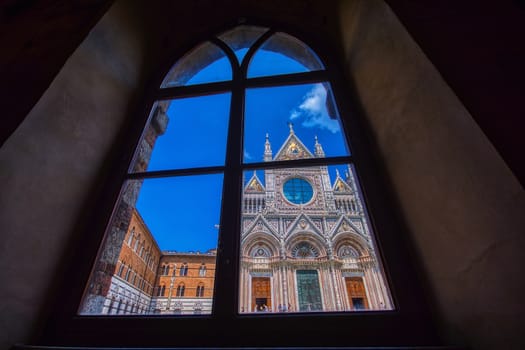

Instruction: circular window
[283,178,313,204]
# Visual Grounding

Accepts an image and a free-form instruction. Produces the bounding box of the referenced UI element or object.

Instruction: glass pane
[243,83,349,163]
[130,93,231,172]
[248,32,324,78]
[161,41,232,87]
[217,25,268,65]
[79,175,222,315]
[238,165,394,313]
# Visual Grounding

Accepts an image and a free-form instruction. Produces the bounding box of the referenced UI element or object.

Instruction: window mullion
[212,72,245,319]
[126,166,225,180]
[156,81,233,100]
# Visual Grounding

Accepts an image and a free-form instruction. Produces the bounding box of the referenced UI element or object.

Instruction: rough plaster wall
[338,1,525,349]
[0,2,146,348]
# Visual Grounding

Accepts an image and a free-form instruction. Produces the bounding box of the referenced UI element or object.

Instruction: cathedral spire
[264,133,273,162]
[345,165,358,192]
[288,122,294,134]
[314,135,325,157]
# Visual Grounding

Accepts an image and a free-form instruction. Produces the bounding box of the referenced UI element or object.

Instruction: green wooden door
[296,270,322,311]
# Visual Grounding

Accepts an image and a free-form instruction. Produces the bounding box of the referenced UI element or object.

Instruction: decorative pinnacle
[314,135,325,157]
[264,132,273,161]
[288,122,294,134]
[336,169,340,177]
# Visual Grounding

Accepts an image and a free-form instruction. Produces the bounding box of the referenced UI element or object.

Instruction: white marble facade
[239,129,393,313]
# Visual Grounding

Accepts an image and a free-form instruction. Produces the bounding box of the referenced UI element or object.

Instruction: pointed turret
[314,135,325,157]
[345,166,358,192]
[264,133,273,162]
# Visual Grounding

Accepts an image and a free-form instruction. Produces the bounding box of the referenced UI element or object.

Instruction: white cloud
[244,150,252,160]
[289,84,340,133]
[290,110,300,120]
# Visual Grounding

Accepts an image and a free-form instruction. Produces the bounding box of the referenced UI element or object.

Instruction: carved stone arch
[332,232,371,257]
[241,232,280,257]
[285,232,327,258]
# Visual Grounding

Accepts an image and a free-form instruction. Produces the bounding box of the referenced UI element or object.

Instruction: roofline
[133,208,162,253]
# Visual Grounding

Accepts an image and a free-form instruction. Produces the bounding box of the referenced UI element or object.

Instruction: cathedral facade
[239,127,393,312]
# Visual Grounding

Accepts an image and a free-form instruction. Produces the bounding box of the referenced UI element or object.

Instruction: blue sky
[135,49,351,252]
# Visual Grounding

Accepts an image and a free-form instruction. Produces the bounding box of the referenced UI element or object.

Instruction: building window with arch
[75,23,408,330]
[117,261,125,277]
[133,236,140,252]
[176,283,185,297]
[127,228,134,246]
[157,285,166,297]
[199,264,206,277]
[196,284,205,297]
[179,263,188,277]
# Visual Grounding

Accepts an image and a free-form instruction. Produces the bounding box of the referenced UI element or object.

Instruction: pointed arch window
[66,23,436,347]
[78,23,393,315]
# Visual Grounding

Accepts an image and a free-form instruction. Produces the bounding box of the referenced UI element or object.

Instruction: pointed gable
[274,133,314,161]
[330,216,364,237]
[284,213,323,239]
[244,172,265,192]
[242,214,280,241]
[333,177,352,193]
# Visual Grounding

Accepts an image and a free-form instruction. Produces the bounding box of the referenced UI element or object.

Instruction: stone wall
[0,1,149,347]
[337,1,525,349]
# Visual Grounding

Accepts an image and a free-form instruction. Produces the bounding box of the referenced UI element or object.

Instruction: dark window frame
[40,22,438,348]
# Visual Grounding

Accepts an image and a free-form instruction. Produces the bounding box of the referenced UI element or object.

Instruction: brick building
[101,210,161,314]
[151,251,216,314]
[98,208,216,315]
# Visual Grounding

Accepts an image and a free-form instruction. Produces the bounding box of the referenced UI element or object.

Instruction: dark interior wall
[0,0,524,349]
[385,0,525,188]
[338,1,525,349]
[0,2,149,348]
[0,0,113,146]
